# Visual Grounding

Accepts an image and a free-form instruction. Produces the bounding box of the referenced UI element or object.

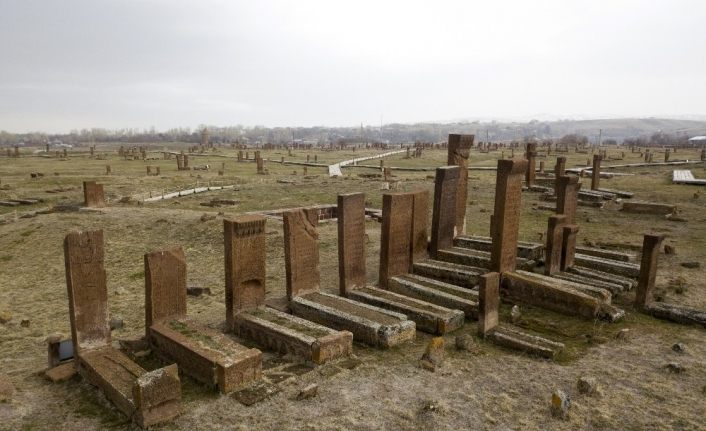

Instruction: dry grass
[0,145,705,430]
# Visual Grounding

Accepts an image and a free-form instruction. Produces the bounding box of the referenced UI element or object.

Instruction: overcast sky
[1,0,705,133]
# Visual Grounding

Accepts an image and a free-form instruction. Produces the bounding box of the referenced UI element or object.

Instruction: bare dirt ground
[0,145,705,430]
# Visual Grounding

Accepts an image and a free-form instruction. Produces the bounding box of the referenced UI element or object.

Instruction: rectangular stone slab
[388,275,478,318]
[454,235,544,260]
[290,292,415,348]
[574,246,634,262]
[574,254,640,278]
[566,266,636,291]
[149,318,261,394]
[501,271,603,318]
[79,346,181,428]
[338,193,368,294]
[347,286,464,334]
[488,325,564,360]
[412,259,485,288]
[645,302,706,328]
[233,307,352,364]
[435,247,492,269]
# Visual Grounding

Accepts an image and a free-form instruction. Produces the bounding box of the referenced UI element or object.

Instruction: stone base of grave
[645,302,706,328]
[454,235,544,260]
[412,259,484,288]
[524,185,553,193]
[621,201,674,215]
[232,307,352,364]
[387,274,478,318]
[565,266,636,291]
[597,188,634,198]
[149,317,262,394]
[487,325,564,359]
[435,247,492,269]
[265,296,291,313]
[347,286,464,334]
[574,254,640,278]
[552,271,627,295]
[578,190,608,202]
[575,246,635,262]
[79,347,182,428]
[45,361,77,383]
[290,292,415,348]
[501,271,611,319]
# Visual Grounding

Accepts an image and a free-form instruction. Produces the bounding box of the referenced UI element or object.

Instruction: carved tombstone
[478,272,500,337]
[555,175,581,224]
[144,247,187,333]
[83,181,105,208]
[283,209,320,300]
[379,193,413,288]
[430,166,460,258]
[63,230,110,355]
[554,156,567,196]
[591,154,602,190]
[490,159,527,273]
[525,142,537,187]
[545,215,567,276]
[635,234,666,310]
[411,189,429,266]
[224,216,267,329]
[561,224,580,271]
[447,134,473,234]
[338,193,367,295]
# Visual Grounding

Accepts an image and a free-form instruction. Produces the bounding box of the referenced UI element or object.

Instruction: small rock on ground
[672,343,686,354]
[550,389,571,420]
[109,316,124,330]
[680,262,700,269]
[510,305,522,324]
[577,376,598,395]
[455,334,478,352]
[420,337,445,371]
[665,362,685,373]
[296,384,318,400]
[187,286,212,297]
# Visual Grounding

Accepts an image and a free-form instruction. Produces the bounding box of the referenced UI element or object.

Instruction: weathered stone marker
[554,156,567,196]
[339,193,368,295]
[560,224,580,271]
[225,216,267,324]
[591,155,602,190]
[490,159,527,273]
[284,209,321,300]
[64,231,182,428]
[411,190,430,266]
[83,181,105,208]
[478,272,500,337]
[447,134,473,234]
[525,142,537,187]
[545,215,567,275]
[634,234,665,309]
[430,166,460,258]
[556,176,581,224]
[379,193,413,287]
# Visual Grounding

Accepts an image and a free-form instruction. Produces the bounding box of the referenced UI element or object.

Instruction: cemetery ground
[1,145,705,430]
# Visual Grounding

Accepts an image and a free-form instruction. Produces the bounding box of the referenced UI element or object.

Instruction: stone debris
[671,343,686,354]
[664,244,675,254]
[665,362,685,373]
[614,328,630,340]
[109,316,124,330]
[577,376,599,395]
[20,319,30,327]
[680,261,700,269]
[45,362,78,383]
[454,334,478,352]
[0,373,14,402]
[296,384,318,400]
[186,286,212,297]
[0,311,11,324]
[550,389,571,420]
[510,305,522,324]
[420,337,445,371]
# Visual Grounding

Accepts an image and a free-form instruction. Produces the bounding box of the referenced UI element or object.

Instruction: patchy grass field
[0,144,705,430]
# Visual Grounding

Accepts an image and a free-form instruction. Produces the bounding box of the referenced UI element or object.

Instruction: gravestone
[105,165,111,175]
[545,215,567,275]
[525,142,537,186]
[224,216,266,328]
[283,209,320,300]
[554,157,567,196]
[379,193,413,287]
[490,159,527,273]
[256,157,265,174]
[560,224,579,271]
[591,155,602,190]
[146,166,152,175]
[83,181,105,208]
[447,134,473,234]
[144,247,187,334]
[411,190,429,265]
[64,230,110,355]
[430,166,460,258]
[478,272,500,337]
[556,175,581,224]
[664,149,670,162]
[338,193,367,295]
[635,234,666,310]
